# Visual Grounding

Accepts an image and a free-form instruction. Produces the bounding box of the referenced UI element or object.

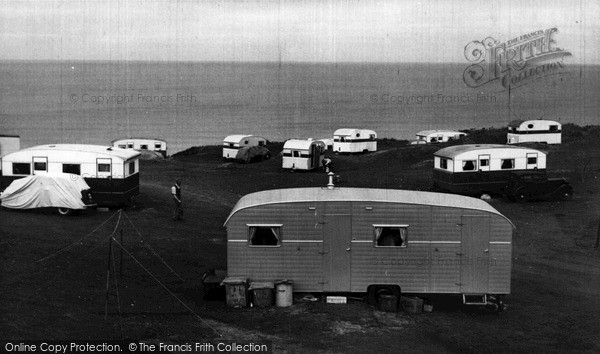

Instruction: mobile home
[333,129,377,153]
[223,135,267,159]
[0,135,20,157]
[411,130,467,145]
[112,138,168,157]
[433,144,546,195]
[1,144,141,205]
[224,187,513,304]
[507,119,562,144]
[282,139,325,170]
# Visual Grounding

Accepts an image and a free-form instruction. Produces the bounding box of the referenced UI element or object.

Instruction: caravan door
[459,215,490,293]
[32,157,48,174]
[526,153,538,169]
[322,214,352,291]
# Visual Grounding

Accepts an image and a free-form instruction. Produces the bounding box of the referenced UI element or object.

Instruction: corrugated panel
[487,244,512,293]
[429,243,462,293]
[227,200,513,294]
[350,243,430,293]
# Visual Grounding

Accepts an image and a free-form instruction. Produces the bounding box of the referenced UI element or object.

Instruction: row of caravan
[410,119,562,146]
[223,129,378,171]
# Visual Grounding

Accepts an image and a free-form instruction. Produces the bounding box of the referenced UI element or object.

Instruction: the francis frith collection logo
[463,28,571,90]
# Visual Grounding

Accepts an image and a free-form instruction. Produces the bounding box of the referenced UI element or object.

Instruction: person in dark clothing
[171,179,183,220]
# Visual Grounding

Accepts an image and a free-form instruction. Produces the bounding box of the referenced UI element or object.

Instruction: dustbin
[275,279,293,307]
[220,277,248,308]
[249,282,274,308]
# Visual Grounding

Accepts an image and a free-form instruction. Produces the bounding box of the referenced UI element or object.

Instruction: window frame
[462,160,476,171]
[247,224,283,247]
[12,162,31,175]
[500,158,515,170]
[62,163,81,175]
[373,224,409,248]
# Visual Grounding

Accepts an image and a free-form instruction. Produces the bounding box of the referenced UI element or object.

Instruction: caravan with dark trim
[222,135,267,159]
[507,119,562,144]
[432,144,546,195]
[1,144,140,205]
[333,129,377,153]
[282,139,325,170]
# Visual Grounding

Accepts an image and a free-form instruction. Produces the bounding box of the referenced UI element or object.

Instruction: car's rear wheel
[57,207,72,216]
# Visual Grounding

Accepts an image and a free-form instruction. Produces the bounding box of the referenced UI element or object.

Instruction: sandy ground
[2,131,600,352]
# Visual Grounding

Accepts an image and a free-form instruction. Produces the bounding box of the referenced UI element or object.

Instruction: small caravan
[223,135,267,159]
[224,187,513,305]
[333,129,377,153]
[112,138,168,157]
[433,144,546,195]
[282,139,325,170]
[507,119,562,144]
[411,130,467,145]
[0,144,141,205]
[0,135,20,158]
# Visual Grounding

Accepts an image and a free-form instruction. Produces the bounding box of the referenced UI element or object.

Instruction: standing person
[323,157,332,173]
[172,179,183,220]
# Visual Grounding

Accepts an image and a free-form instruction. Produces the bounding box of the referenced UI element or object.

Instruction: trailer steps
[462,294,487,305]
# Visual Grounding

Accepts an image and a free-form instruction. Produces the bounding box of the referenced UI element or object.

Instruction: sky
[0,0,598,63]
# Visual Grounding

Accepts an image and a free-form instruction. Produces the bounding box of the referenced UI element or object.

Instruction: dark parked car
[504,171,573,202]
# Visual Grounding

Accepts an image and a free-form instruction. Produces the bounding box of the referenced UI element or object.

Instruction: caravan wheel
[57,207,72,216]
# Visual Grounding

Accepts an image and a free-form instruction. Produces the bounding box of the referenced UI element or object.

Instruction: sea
[1,61,598,154]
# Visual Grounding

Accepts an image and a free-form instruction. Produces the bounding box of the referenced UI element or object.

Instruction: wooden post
[105,237,112,320]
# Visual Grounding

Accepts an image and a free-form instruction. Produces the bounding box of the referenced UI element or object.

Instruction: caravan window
[374,226,408,247]
[480,159,489,167]
[34,162,47,171]
[127,143,134,148]
[248,225,281,246]
[12,163,31,175]
[98,163,111,173]
[63,164,81,175]
[128,162,136,175]
[118,144,126,149]
[501,159,514,169]
[527,157,537,165]
[154,143,162,149]
[462,160,476,171]
[439,158,448,170]
[293,151,300,158]
[259,141,264,146]
[549,125,559,132]
[140,144,148,150]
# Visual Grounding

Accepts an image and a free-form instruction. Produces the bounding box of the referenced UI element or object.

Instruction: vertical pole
[120,228,123,276]
[595,216,600,248]
[105,237,112,320]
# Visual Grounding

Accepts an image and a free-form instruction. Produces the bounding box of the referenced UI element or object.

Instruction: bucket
[249,282,274,308]
[275,280,293,307]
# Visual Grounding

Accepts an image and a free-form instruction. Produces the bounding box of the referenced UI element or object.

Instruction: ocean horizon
[1,60,598,154]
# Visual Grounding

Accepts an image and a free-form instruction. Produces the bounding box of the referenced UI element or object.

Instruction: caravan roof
[11,144,141,161]
[508,119,561,129]
[283,139,325,150]
[416,130,465,136]
[224,135,254,143]
[224,187,512,226]
[334,128,376,136]
[434,144,543,159]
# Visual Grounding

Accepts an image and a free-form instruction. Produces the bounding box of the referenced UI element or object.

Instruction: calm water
[1,61,598,153]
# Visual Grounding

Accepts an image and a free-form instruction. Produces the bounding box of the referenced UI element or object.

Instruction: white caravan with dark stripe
[333,129,377,153]
[222,135,267,159]
[1,144,140,205]
[507,119,562,144]
[224,187,513,306]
